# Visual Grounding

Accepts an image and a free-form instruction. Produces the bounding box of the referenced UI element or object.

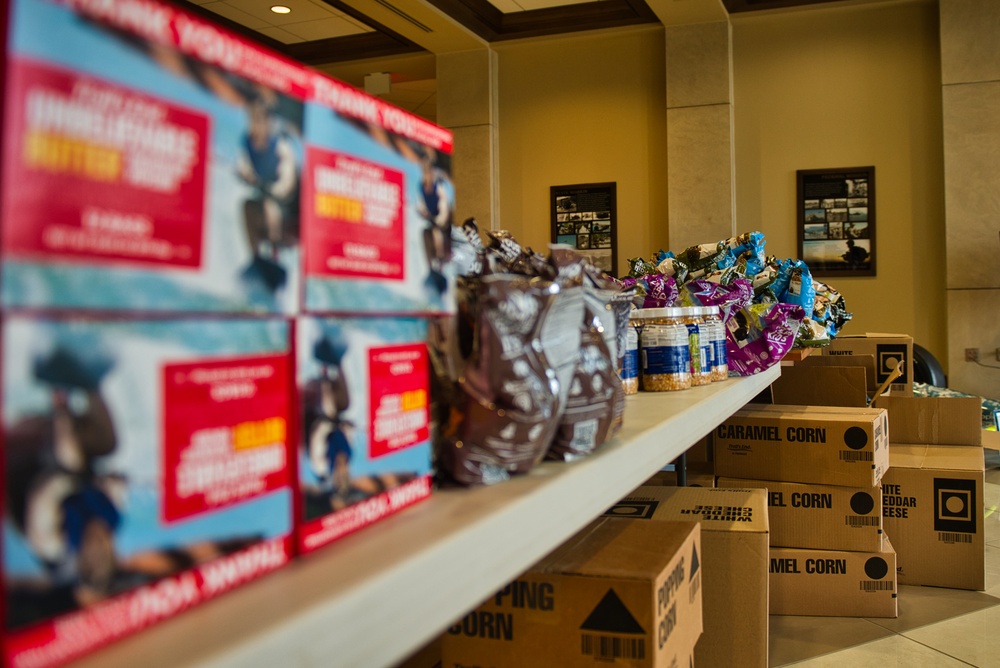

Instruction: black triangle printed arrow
[690,544,700,580]
[580,588,646,634]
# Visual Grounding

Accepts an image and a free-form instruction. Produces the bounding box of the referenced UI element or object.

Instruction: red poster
[162,354,290,522]
[1,58,208,269]
[302,146,405,280]
[368,344,429,459]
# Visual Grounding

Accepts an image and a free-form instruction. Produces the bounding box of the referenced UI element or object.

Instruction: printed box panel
[713,405,889,488]
[769,540,897,618]
[2,0,306,313]
[881,445,985,590]
[717,477,883,552]
[442,519,702,668]
[610,486,769,668]
[822,333,913,396]
[2,315,294,668]
[296,316,432,554]
[300,95,456,315]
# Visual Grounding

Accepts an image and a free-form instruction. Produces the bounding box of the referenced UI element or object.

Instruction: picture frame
[551,182,617,276]
[797,166,876,277]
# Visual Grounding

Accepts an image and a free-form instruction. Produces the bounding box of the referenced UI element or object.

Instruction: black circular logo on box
[844,426,868,450]
[864,557,889,580]
[850,492,875,515]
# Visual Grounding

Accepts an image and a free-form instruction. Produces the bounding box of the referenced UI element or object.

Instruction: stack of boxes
[715,404,899,618]
[442,516,704,668]
[875,396,986,591]
[1,0,451,664]
[607,485,770,667]
[292,77,452,554]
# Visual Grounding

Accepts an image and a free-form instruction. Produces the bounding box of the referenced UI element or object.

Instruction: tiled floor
[769,461,1000,667]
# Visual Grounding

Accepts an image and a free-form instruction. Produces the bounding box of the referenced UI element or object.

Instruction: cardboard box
[713,405,889,487]
[296,316,432,554]
[821,333,913,396]
[717,477,882,551]
[606,486,769,668]
[442,519,702,668]
[983,428,1000,451]
[685,434,711,464]
[643,461,715,488]
[769,538,897,617]
[2,315,294,667]
[2,0,304,313]
[874,396,982,446]
[770,363,869,408]
[881,444,985,590]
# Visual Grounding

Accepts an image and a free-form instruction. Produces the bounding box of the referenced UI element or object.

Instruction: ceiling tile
[515,0,590,10]
[393,79,437,92]
[486,0,527,12]
[380,87,435,104]
[282,16,373,41]
[226,0,339,26]
[200,1,270,29]
[410,96,437,123]
[254,25,307,43]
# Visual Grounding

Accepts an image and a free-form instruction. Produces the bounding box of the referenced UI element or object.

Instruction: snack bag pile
[621,231,851,375]
[431,220,631,486]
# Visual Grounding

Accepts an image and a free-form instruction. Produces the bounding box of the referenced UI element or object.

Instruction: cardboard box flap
[983,429,1000,450]
[874,396,982,446]
[771,364,868,408]
[737,404,885,419]
[839,332,910,339]
[621,486,769,534]
[889,443,986,472]
[541,517,698,580]
[797,354,876,384]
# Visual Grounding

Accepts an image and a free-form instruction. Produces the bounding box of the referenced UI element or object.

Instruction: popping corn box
[296,316,432,554]
[2,315,294,668]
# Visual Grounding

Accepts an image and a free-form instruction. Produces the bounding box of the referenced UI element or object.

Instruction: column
[437,49,500,231]
[940,0,1000,396]
[665,20,735,252]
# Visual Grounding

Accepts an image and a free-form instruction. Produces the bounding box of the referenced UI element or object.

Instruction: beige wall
[731,0,947,373]
[493,27,669,273]
[940,0,1000,399]
[491,3,949,374]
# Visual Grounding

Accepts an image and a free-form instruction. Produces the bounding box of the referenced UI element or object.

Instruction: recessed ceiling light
[270,5,291,14]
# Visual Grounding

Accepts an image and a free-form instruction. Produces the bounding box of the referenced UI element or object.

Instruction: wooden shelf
[72,366,779,668]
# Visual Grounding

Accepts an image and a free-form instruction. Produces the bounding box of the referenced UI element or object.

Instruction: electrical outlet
[966,348,980,362]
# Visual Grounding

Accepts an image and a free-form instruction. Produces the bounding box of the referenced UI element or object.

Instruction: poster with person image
[550,183,618,276]
[797,167,876,277]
